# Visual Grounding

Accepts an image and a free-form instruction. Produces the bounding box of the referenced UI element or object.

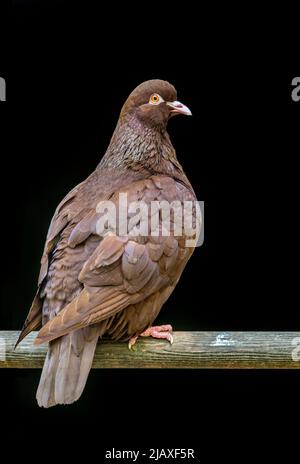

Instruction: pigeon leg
[128,324,173,349]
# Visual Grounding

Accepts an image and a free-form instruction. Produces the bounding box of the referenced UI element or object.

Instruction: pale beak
[166,100,192,116]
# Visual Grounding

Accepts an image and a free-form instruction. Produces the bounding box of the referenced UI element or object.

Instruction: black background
[0,1,299,461]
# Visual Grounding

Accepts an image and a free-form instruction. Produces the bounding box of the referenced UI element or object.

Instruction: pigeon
[16,79,200,407]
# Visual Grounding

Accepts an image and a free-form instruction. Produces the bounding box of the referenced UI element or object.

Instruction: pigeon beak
[166,100,192,116]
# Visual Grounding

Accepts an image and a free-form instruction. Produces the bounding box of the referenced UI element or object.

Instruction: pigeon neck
[98,114,182,175]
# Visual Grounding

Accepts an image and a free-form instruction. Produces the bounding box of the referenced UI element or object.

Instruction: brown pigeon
[17,79,200,407]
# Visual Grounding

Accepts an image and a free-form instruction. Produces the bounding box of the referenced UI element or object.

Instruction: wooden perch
[0,331,299,369]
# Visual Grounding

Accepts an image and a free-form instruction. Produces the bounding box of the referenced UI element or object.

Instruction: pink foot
[128,324,173,349]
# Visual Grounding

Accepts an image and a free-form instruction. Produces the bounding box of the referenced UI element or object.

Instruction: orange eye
[150,94,160,104]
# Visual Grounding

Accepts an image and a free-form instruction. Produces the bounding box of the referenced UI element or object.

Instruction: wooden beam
[0,331,299,369]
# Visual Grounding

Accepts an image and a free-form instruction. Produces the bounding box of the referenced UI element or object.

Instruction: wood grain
[0,331,299,369]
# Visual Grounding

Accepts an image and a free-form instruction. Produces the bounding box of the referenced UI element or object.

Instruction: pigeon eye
[149,94,162,105]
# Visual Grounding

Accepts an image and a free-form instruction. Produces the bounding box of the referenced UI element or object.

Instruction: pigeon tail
[36,326,100,408]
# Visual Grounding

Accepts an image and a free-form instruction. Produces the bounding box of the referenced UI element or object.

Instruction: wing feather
[31,175,196,345]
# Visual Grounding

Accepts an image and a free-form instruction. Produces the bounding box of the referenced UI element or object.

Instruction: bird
[16,79,200,407]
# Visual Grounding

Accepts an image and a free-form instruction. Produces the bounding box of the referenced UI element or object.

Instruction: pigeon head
[101,79,192,171]
[120,79,192,129]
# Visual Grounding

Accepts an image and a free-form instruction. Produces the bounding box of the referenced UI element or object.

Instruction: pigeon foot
[128,324,174,349]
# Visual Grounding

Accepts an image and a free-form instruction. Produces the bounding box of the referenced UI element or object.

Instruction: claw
[168,333,174,345]
[128,336,138,350]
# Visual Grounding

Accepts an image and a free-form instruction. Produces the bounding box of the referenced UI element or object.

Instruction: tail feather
[36,326,100,408]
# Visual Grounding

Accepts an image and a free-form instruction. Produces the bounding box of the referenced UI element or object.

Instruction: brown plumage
[17,79,199,407]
